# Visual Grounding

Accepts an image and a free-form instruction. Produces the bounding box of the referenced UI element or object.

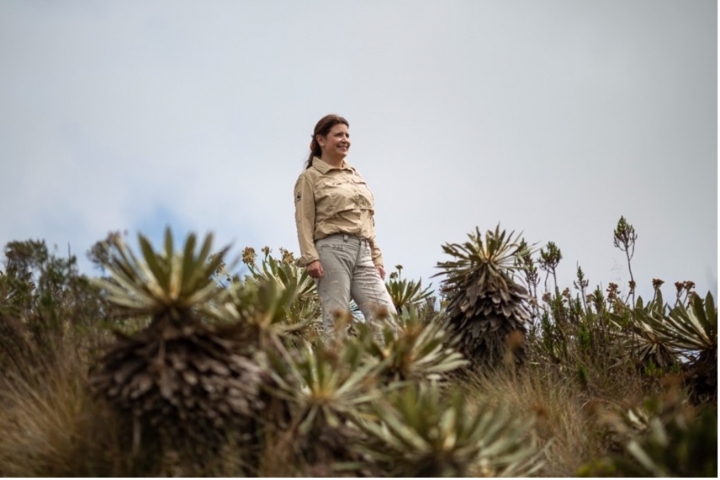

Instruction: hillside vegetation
[0,217,715,477]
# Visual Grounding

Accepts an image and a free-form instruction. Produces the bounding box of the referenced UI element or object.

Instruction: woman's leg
[316,236,355,339]
[350,241,397,337]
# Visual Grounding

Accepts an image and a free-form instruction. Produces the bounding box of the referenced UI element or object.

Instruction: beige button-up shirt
[294,157,384,268]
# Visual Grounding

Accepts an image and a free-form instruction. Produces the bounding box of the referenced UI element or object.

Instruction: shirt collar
[312,156,354,174]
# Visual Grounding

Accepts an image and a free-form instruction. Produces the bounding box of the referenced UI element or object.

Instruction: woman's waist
[313,213,374,241]
[315,232,371,246]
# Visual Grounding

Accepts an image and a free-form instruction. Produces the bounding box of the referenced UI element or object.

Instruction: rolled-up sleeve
[294,175,319,267]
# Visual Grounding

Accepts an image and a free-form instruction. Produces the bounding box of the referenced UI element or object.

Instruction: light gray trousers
[315,234,396,338]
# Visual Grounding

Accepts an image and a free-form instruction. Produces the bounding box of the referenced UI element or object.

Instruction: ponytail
[305,137,323,169]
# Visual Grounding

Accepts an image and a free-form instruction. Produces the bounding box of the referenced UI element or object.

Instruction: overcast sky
[0,0,716,303]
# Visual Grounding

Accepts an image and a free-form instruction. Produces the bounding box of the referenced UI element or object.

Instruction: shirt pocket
[315,178,355,215]
[350,178,375,212]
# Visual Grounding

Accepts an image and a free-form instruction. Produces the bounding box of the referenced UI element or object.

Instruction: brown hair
[305,114,349,169]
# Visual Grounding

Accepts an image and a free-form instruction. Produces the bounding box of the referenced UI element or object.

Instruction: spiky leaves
[208,277,316,346]
[354,383,544,477]
[90,230,268,461]
[263,340,380,474]
[611,299,677,372]
[385,271,434,315]
[613,292,717,402]
[244,251,321,337]
[646,293,717,403]
[651,292,716,356]
[92,228,227,321]
[358,308,468,383]
[434,225,533,368]
[267,340,379,435]
[595,385,717,477]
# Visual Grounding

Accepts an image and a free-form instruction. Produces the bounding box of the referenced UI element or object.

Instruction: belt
[322,233,369,244]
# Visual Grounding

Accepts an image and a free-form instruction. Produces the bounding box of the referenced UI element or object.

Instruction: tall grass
[0,339,128,476]
[460,364,647,476]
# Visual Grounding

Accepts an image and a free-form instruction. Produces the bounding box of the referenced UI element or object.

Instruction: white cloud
[0,0,715,302]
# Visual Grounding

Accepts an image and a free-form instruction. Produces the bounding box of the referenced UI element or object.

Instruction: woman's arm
[370,241,384,269]
[368,222,387,279]
[294,175,320,267]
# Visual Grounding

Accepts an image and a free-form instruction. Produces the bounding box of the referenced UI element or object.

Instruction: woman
[293,114,396,339]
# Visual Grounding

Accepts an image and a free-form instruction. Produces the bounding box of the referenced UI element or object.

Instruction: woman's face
[318,123,351,159]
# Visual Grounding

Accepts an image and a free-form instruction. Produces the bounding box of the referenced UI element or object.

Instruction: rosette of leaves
[609,295,677,373]
[434,225,533,368]
[241,248,321,339]
[90,229,269,458]
[644,292,717,404]
[353,383,544,477]
[207,276,316,350]
[385,268,434,314]
[358,307,468,383]
[593,385,717,477]
[262,339,381,475]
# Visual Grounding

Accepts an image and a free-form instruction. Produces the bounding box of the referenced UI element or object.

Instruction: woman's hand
[306,260,325,279]
[376,265,386,280]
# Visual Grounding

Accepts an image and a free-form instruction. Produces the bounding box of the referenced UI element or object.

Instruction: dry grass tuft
[0,341,141,477]
[460,364,646,476]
